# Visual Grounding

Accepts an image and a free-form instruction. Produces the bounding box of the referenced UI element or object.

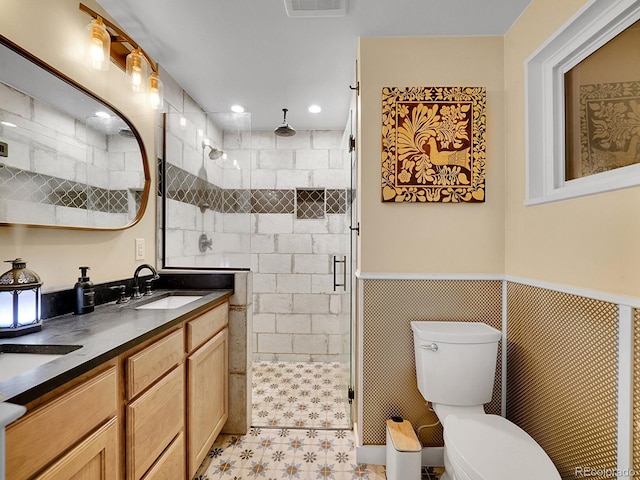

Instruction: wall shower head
[207,147,224,160]
[274,108,296,137]
[202,141,224,160]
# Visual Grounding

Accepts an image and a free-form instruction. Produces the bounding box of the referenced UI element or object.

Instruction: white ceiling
[95,0,532,131]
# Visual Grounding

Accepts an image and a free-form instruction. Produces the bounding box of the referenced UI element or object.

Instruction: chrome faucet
[132,264,160,299]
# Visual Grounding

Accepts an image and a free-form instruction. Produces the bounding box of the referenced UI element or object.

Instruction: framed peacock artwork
[381,86,487,203]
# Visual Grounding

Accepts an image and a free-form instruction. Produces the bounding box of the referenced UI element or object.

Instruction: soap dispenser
[74,266,95,315]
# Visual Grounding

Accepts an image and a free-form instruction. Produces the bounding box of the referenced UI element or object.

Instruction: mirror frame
[0,34,151,231]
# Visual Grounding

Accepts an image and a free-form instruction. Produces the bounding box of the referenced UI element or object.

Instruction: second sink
[135,295,203,310]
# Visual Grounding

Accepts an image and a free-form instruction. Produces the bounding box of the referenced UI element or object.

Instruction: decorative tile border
[163,161,349,215]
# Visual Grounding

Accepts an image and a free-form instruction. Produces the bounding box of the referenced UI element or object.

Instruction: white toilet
[410,321,560,480]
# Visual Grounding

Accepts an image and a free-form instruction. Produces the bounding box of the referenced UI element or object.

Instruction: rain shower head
[274,108,296,137]
[202,142,224,160]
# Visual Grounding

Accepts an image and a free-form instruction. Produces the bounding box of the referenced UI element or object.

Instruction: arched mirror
[0,35,150,230]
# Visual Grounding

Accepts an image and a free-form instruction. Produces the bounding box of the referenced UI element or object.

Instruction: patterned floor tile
[193,361,442,479]
[195,428,386,480]
[252,361,351,430]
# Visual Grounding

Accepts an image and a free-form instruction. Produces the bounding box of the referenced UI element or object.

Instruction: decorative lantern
[0,259,42,337]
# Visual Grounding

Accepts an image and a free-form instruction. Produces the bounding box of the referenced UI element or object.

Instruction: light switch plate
[135,238,145,260]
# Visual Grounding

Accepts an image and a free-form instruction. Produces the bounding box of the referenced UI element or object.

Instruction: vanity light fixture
[0,258,43,337]
[80,3,163,110]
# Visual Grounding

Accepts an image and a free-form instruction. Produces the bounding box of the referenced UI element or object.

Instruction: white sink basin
[0,353,64,383]
[136,295,203,310]
[0,344,81,384]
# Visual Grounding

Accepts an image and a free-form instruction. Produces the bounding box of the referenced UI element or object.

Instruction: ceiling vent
[284,0,347,17]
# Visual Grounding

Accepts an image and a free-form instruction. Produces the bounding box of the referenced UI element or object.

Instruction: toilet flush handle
[420,343,438,352]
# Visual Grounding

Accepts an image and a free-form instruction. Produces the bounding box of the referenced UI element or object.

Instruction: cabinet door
[187,327,228,478]
[35,417,118,480]
[7,367,117,480]
[127,364,184,480]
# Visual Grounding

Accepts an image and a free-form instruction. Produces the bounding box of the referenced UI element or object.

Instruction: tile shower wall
[162,105,252,268]
[244,130,351,363]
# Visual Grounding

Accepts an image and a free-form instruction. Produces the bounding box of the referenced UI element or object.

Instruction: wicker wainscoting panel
[506,282,618,480]
[361,279,502,446]
[634,308,640,476]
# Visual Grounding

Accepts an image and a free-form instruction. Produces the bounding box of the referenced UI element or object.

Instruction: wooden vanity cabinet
[4,297,231,480]
[5,365,118,480]
[186,302,229,478]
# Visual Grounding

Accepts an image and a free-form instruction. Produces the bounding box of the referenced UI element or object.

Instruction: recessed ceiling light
[95,111,111,119]
[1,121,17,128]
[308,104,321,114]
[231,105,246,113]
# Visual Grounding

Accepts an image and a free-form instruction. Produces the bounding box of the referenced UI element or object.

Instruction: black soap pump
[74,266,95,315]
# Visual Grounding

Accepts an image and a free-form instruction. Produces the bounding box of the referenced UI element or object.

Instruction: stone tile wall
[242,130,352,362]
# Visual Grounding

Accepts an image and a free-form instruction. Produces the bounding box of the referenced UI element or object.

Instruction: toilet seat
[444,414,560,480]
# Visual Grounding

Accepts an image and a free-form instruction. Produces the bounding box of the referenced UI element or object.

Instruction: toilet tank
[411,321,501,406]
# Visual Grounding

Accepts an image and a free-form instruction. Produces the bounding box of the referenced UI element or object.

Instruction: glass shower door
[346,105,358,428]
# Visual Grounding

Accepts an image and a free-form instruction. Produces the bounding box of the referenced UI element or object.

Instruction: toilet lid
[444,414,560,480]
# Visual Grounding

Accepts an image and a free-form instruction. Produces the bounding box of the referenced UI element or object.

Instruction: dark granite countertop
[0,289,232,405]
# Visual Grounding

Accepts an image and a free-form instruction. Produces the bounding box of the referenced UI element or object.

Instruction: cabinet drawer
[141,432,185,480]
[35,417,118,480]
[126,328,184,399]
[127,364,184,480]
[186,302,228,352]
[7,366,117,480]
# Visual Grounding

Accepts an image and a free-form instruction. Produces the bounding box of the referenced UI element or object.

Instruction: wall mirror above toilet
[0,35,150,230]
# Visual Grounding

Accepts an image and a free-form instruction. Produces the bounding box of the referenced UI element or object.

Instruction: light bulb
[89,38,105,66]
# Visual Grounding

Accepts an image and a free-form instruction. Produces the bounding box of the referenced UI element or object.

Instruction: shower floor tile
[252,361,351,430]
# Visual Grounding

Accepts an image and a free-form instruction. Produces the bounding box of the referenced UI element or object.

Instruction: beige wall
[0,0,157,290]
[358,36,505,274]
[504,0,640,297]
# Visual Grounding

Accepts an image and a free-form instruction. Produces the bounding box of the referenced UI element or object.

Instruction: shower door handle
[333,255,346,291]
